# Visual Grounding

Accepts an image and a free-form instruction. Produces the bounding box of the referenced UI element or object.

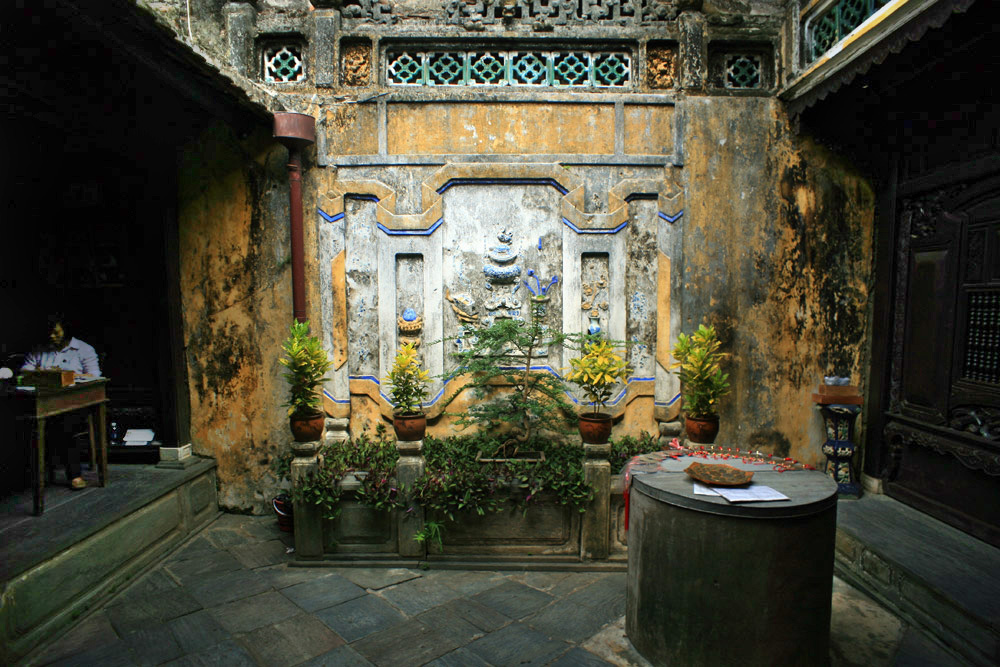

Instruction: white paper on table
[693,482,720,496]
[123,429,155,444]
[713,484,790,503]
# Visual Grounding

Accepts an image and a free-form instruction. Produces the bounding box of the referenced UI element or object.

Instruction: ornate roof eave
[779,0,976,118]
[62,0,274,128]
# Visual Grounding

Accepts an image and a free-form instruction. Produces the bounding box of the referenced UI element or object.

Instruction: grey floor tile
[300,644,375,666]
[339,567,421,591]
[122,625,184,666]
[830,577,904,667]
[238,613,345,667]
[46,639,137,667]
[32,611,119,665]
[564,573,626,610]
[165,550,243,587]
[185,567,274,607]
[437,570,508,596]
[315,594,407,643]
[260,563,334,589]
[203,526,255,549]
[545,572,602,598]
[526,597,617,643]
[352,617,461,666]
[547,647,615,666]
[507,571,572,593]
[424,647,494,667]
[891,628,967,667]
[112,569,181,602]
[241,515,287,541]
[418,597,510,635]
[465,622,570,667]
[165,536,218,564]
[105,600,162,636]
[281,573,366,612]
[208,590,302,635]
[168,610,231,654]
[229,539,291,569]
[471,580,554,620]
[378,574,464,615]
[162,639,257,666]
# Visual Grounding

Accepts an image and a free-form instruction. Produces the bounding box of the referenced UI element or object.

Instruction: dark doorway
[800,0,1000,546]
[2,1,266,484]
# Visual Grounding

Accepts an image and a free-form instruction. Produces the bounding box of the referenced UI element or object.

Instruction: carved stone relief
[647,44,678,89]
[341,42,372,86]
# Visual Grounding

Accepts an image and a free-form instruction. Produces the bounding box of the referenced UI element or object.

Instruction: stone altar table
[625,452,838,666]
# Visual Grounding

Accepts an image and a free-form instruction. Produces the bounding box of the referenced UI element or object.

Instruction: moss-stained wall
[683,97,874,465]
[178,122,295,511]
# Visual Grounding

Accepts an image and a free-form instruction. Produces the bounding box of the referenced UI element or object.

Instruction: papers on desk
[123,429,156,446]
[693,481,789,503]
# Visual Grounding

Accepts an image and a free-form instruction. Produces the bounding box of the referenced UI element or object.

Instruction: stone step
[835,494,1000,666]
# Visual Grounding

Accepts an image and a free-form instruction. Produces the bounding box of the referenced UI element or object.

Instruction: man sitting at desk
[21,314,102,489]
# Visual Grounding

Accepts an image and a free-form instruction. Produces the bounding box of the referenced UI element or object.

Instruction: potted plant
[385,342,430,441]
[567,338,632,444]
[279,320,333,442]
[445,298,574,460]
[670,323,730,444]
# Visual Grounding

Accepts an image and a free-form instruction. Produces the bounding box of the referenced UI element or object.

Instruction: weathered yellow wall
[682,97,875,466]
[386,102,616,154]
[177,123,296,512]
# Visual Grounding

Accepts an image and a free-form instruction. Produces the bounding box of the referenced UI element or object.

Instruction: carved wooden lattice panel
[962,291,1000,385]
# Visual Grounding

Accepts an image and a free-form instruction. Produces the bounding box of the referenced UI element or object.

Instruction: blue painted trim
[561,217,629,234]
[376,218,444,236]
[436,178,570,196]
[624,193,658,202]
[658,210,684,223]
[318,209,344,223]
[654,393,682,407]
[347,194,381,202]
[323,389,351,404]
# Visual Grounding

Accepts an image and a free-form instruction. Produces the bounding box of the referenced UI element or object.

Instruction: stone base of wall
[1,460,219,664]
[834,495,999,667]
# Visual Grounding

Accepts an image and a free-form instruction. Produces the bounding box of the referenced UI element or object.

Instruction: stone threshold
[294,553,627,572]
[835,493,1000,667]
[0,460,220,664]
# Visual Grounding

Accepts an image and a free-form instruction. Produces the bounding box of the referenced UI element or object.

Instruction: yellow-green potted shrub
[567,339,632,444]
[279,320,333,442]
[385,342,430,441]
[670,323,730,444]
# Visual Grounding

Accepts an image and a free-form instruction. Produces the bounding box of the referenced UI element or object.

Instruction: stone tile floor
[28,514,965,666]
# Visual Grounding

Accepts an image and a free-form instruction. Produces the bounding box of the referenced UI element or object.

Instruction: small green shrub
[609,432,662,474]
[293,423,400,520]
[407,433,593,521]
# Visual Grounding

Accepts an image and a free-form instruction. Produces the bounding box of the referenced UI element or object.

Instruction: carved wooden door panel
[883,174,1000,548]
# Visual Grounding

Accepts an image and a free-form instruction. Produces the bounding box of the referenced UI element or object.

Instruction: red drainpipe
[273,112,316,324]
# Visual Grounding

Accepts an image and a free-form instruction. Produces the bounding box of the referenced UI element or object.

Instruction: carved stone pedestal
[395,439,426,558]
[581,442,611,560]
[290,439,323,559]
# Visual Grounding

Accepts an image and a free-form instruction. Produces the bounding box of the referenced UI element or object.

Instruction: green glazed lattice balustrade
[387,50,632,88]
[806,0,890,63]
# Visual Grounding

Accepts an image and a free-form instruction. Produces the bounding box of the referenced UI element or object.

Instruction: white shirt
[22,338,101,377]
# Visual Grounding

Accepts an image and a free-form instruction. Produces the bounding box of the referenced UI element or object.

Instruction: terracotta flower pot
[393,413,426,441]
[685,415,720,444]
[289,412,325,442]
[272,494,294,533]
[579,412,613,444]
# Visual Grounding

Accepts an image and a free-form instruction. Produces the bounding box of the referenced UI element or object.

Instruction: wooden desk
[12,379,108,515]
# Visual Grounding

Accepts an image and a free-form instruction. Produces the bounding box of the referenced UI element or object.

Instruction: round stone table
[626,455,838,666]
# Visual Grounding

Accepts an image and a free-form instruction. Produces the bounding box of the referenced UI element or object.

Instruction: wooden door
[883,169,1000,547]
